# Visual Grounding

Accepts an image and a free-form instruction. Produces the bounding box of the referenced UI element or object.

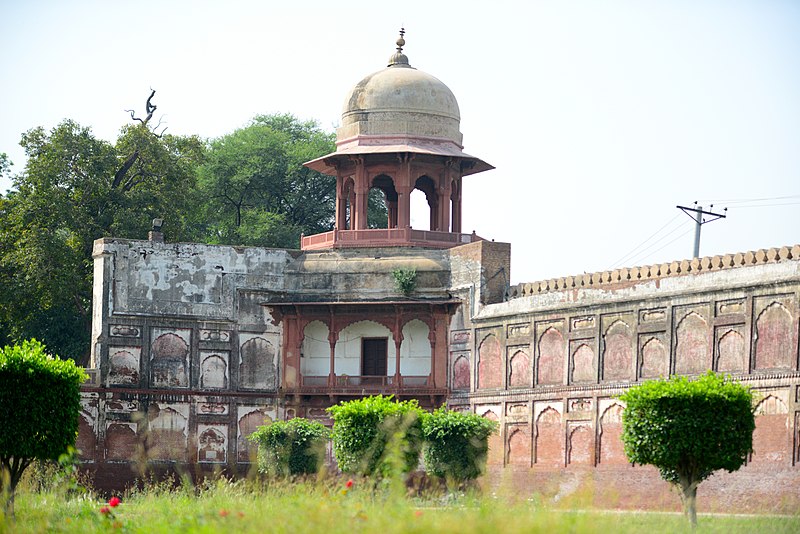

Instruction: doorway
[361,338,388,377]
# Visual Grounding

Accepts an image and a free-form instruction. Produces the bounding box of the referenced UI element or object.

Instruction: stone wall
[456,249,800,511]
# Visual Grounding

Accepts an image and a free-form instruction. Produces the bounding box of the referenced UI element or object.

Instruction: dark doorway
[361,338,388,376]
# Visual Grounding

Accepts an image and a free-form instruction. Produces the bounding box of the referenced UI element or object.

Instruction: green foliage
[249,418,330,477]
[619,371,755,526]
[0,340,87,509]
[197,114,338,249]
[0,120,205,363]
[327,395,424,476]
[421,407,498,482]
[6,478,800,533]
[392,268,417,296]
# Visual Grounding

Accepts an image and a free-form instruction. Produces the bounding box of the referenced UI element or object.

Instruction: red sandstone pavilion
[79,31,800,511]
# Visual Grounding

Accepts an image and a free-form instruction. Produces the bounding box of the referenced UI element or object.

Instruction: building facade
[79,34,800,510]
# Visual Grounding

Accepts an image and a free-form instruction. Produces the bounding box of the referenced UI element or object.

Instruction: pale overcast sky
[1,1,798,284]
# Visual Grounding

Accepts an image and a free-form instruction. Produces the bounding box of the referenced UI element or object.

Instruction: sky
[1,1,798,284]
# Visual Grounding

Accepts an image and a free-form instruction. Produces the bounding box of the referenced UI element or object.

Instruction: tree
[197,114,337,249]
[619,372,755,528]
[421,407,498,485]
[196,113,389,249]
[327,395,424,477]
[249,418,330,477]
[0,339,87,515]
[0,104,205,363]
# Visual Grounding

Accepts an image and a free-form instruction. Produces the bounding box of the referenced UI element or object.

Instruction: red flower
[100,506,111,515]
[219,509,230,517]
[108,496,121,507]
[345,479,354,489]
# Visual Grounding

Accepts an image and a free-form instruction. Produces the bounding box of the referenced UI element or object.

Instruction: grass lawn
[2,477,798,534]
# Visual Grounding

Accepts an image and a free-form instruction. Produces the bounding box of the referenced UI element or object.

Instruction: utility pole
[677,203,727,258]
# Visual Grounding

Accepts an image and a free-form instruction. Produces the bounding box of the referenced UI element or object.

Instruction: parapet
[508,244,800,299]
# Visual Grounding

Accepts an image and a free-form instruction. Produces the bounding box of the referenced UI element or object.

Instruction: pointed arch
[717,329,745,373]
[754,302,794,370]
[751,394,789,465]
[240,337,277,390]
[535,407,563,466]
[641,337,668,378]
[478,334,503,389]
[568,425,593,465]
[509,349,531,388]
[675,312,709,374]
[537,327,565,385]
[507,426,531,465]
[571,344,595,383]
[598,404,626,465]
[603,320,632,381]
[452,355,470,390]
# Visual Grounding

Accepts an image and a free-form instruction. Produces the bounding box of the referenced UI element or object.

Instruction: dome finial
[388,27,410,67]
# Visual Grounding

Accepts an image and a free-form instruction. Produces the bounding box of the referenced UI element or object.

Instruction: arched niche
[603,320,632,381]
[537,328,565,385]
[478,334,502,389]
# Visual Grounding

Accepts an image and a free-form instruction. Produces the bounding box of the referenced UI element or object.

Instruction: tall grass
[2,473,798,534]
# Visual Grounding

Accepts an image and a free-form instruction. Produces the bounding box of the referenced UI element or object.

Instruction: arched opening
[411,175,438,231]
[369,175,395,229]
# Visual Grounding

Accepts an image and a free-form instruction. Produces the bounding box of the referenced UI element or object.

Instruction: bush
[422,407,498,483]
[619,371,755,527]
[249,418,330,477]
[0,339,87,514]
[327,395,424,476]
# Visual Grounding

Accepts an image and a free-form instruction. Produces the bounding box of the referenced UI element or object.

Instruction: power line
[610,218,692,269]
[634,226,695,265]
[726,202,800,209]
[606,213,681,269]
[697,194,800,204]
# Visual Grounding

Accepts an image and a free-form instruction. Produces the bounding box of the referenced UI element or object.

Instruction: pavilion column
[397,155,413,228]
[353,158,369,230]
[393,310,403,387]
[439,168,452,232]
[335,176,348,229]
[428,329,436,387]
[451,178,462,233]
[387,199,398,228]
[328,330,338,386]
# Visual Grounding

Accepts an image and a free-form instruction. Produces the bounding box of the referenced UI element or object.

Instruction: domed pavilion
[302,29,493,250]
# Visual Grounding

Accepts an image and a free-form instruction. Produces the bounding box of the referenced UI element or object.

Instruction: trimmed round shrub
[249,418,330,477]
[0,339,87,510]
[422,407,498,482]
[327,395,424,476]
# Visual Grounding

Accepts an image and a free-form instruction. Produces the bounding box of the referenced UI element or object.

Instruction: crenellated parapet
[508,245,800,298]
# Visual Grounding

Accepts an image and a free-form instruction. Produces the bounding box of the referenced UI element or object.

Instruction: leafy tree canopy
[0,120,205,363]
[619,371,755,527]
[197,114,337,248]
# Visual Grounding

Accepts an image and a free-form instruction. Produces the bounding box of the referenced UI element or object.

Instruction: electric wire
[606,213,681,269]
[632,225,695,265]
[609,218,693,269]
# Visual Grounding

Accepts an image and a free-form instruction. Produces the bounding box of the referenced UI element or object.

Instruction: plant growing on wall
[0,339,87,516]
[619,371,755,529]
[249,418,330,477]
[327,395,424,476]
[392,268,417,296]
[422,407,498,485]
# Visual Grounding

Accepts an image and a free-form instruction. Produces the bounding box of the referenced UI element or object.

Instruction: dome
[304,30,492,177]
[336,33,463,147]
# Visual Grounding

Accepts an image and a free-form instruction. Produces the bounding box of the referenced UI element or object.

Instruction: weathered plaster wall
[455,251,800,512]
